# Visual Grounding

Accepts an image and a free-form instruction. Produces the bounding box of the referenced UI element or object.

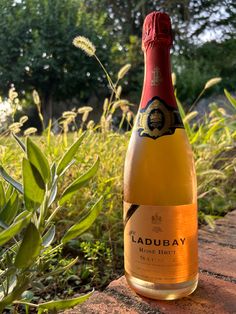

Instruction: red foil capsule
[142,12,173,51]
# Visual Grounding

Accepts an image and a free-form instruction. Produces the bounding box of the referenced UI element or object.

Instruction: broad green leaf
[0,181,6,209]
[14,211,31,222]
[42,225,55,247]
[48,181,58,207]
[23,158,45,211]
[56,132,86,176]
[5,184,13,200]
[59,159,76,177]
[50,162,57,181]
[15,223,42,269]
[62,196,103,244]
[27,137,50,183]
[37,290,93,311]
[0,213,31,246]
[0,166,23,194]
[224,89,236,110]
[59,157,99,206]
[12,133,26,152]
[0,190,19,225]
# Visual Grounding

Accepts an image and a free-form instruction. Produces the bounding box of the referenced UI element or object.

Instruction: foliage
[0,0,235,121]
[173,38,236,103]
[0,133,102,313]
[0,86,235,309]
[0,0,110,123]
[176,88,236,224]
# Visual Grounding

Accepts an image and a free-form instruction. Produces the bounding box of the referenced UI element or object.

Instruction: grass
[0,93,235,311]
[0,67,236,310]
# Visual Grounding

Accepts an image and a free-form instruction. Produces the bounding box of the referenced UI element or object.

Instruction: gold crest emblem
[136,98,173,139]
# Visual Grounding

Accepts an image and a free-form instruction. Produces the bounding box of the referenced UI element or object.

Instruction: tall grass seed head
[73,36,96,57]
[11,128,21,134]
[126,111,133,123]
[82,111,89,122]
[19,115,29,124]
[204,77,222,90]
[120,103,129,113]
[116,86,122,99]
[103,98,109,112]
[171,72,176,86]
[87,120,95,129]
[62,111,77,119]
[78,106,93,114]
[117,64,131,80]
[24,127,37,136]
[8,87,18,102]
[9,122,23,131]
[32,90,40,106]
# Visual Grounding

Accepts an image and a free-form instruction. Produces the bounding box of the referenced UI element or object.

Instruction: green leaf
[56,132,86,176]
[12,133,26,152]
[50,162,57,181]
[0,181,6,209]
[59,159,76,177]
[62,196,103,244]
[6,184,14,200]
[204,119,224,142]
[0,166,23,194]
[0,213,31,246]
[14,210,31,223]
[37,290,93,311]
[48,180,58,206]
[42,225,55,247]
[59,156,99,206]
[15,223,42,269]
[23,158,45,211]
[224,89,236,110]
[26,137,50,183]
[0,190,19,225]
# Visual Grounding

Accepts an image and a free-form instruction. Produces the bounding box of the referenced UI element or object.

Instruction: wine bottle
[123,11,198,300]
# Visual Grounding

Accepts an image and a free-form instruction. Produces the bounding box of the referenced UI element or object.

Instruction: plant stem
[188,88,205,113]
[13,301,38,308]
[45,205,61,228]
[94,55,116,93]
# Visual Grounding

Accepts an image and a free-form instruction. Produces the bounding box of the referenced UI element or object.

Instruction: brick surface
[198,210,236,247]
[199,241,236,278]
[63,210,236,314]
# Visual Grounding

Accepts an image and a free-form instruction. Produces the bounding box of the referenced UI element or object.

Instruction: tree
[0,0,110,125]
[0,0,235,122]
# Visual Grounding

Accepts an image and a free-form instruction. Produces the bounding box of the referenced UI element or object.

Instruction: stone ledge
[64,210,236,314]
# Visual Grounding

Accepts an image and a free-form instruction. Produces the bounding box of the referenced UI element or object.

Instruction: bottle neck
[140,45,177,109]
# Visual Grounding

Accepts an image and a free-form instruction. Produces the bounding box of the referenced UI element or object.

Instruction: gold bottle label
[136,97,183,140]
[124,202,198,284]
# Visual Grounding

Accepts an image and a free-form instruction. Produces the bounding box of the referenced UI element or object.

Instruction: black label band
[136,96,184,140]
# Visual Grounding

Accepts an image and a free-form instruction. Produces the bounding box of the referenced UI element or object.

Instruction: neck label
[151,66,162,86]
[136,96,183,140]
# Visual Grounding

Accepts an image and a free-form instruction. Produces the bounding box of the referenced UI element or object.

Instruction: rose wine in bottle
[123,11,198,300]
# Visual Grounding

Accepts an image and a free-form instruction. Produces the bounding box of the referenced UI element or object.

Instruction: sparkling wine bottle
[123,11,198,300]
